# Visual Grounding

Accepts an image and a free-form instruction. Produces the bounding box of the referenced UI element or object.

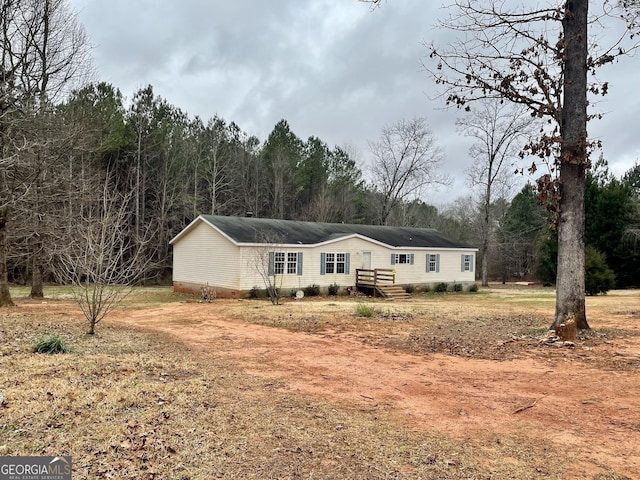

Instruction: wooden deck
[355,269,409,299]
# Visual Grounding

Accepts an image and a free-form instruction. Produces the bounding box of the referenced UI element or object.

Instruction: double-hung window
[321,252,350,275]
[325,253,345,273]
[287,252,298,274]
[274,252,286,275]
[461,254,474,272]
[269,251,303,275]
[426,254,440,273]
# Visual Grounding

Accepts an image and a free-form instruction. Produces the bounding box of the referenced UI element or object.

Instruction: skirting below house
[173,281,242,299]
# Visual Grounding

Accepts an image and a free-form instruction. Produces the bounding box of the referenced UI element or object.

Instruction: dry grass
[1,285,638,478]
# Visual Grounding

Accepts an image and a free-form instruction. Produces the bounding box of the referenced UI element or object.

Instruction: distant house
[170,215,477,298]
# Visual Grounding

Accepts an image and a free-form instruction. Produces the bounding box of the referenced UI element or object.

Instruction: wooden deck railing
[355,268,395,288]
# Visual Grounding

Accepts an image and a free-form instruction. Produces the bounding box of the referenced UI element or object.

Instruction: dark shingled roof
[200,215,473,249]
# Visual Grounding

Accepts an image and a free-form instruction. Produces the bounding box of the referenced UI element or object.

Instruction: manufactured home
[170,215,477,298]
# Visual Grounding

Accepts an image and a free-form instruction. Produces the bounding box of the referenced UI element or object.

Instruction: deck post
[375,270,379,297]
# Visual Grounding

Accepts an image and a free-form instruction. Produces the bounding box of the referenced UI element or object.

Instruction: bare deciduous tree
[459,101,536,286]
[54,175,156,334]
[0,0,90,306]
[251,231,286,305]
[369,117,450,225]
[201,117,232,215]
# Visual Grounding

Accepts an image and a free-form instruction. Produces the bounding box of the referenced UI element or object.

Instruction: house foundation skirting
[173,281,242,299]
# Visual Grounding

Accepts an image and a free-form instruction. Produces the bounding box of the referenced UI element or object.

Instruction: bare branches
[426,1,564,122]
[0,0,91,306]
[460,100,537,286]
[53,173,158,334]
[427,0,638,134]
[605,1,640,49]
[358,0,384,10]
[11,0,91,105]
[460,101,536,192]
[369,117,450,225]
[250,230,286,305]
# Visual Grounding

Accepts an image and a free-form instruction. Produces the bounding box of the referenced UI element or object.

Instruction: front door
[362,251,372,270]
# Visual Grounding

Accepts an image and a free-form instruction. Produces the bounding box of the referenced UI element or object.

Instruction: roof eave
[170,215,241,246]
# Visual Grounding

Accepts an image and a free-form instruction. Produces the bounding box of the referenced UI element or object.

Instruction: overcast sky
[69,0,640,206]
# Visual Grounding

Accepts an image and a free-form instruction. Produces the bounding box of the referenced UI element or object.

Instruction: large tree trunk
[553,0,589,330]
[555,162,587,329]
[30,254,44,298]
[30,171,44,299]
[0,212,14,307]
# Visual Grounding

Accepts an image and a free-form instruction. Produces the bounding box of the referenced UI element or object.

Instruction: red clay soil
[107,300,640,480]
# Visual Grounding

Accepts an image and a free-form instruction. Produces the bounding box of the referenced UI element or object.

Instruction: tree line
[8,76,640,294]
[1,79,484,289]
[495,159,640,291]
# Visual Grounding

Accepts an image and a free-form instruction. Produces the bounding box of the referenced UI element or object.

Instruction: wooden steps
[355,268,409,300]
[376,285,410,300]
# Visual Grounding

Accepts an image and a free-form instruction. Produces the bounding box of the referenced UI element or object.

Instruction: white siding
[236,237,476,290]
[172,221,241,289]
[360,243,475,285]
[417,251,476,284]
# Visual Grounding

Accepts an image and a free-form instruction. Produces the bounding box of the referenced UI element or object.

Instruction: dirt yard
[4,284,639,478]
[103,285,640,479]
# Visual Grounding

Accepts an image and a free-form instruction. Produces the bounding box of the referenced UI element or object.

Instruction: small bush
[585,246,615,295]
[328,283,340,296]
[248,286,267,299]
[355,303,376,317]
[304,284,321,297]
[434,282,448,293]
[33,335,69,354]
[404,284,415,294]
[468,282,479,292]
[452,282,463,292]
[200,283,216,302]
[422,284,431,293]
